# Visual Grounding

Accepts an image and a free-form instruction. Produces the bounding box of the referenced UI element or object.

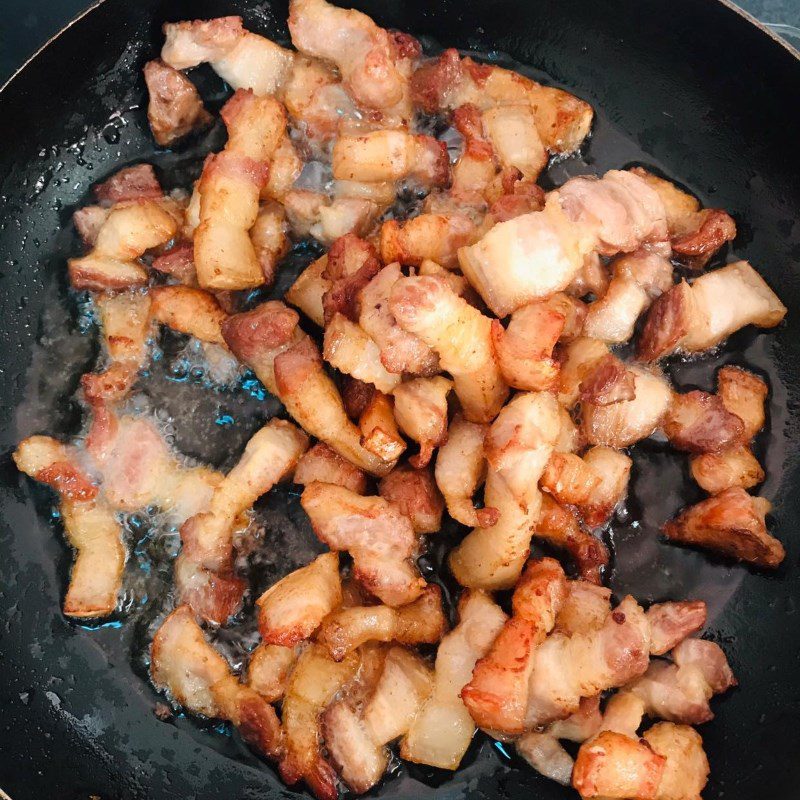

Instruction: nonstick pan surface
[1,1,800,799]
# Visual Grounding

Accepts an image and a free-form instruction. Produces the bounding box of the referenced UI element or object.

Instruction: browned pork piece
[149,285,228,346]
[434,416,498,528]
[321,233,382,326]
[458,169,667,317]
[663,486,783,568]
[144,59,211,146]
[294,442,368,494]
[357,391,408,464]
[690,366,767,494]
[378,464,444,534]
[194,90,286,290]
[449,392,561,589]
[300,482,426,606]
[381,212,480,269]
[257,552,342,646]
[390,274,509,423]
[401,591,508,769]
[284,189,385,246]
[663,389,745,454]
[632,167,737,269]
[176,419,308,623]
[638,262,786,361]
[13,436,123,618]
[462,558,567,734]
[151,606,283,761]
[286,254,329,327]
[289,0,419,124]
[411,48,593,154]
[392,376,452,468]
[247,643,300,703]
[317,585,447,660]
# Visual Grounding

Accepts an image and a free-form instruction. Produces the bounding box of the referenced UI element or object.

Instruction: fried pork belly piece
[286,255,329,327]
[434,416,497,528]
[638,262,786,361]
[177,419,308,622]
[321,233,382,326]
[294,442,368,494]
[663,390,744,454]
[449,391,561,589]
[194,91,285,290]
[411,48,593,154]
[632,167,736,269]
[275,337,397,476]
[392,376,452,468]
[690,366,768,493]
[263,134,303,201]
[151,606,283,759]
[81,291,153,403]
[400,590,507,769]
[363,646,434,745]
[288,0,416,121]
[68,199,179,290]
[161,16,245,69]
[359,263,440,376]
[251,201,290,286]
[534,497,609,584]
[323,313,401,393]
[332,129,448,186]
[378,464,444,534]
[627,638,735,727]
[358,391,407,464]
[318,585,446,660]
[663,487,783,567]
[481,104,547,180]
[380,213,479,269]
[491,294,578,391]
[150,241,197,283]
[300,482,425,605]
[643,722,710,800]
[449,103,498,201]
[462,558,566,734]
[257,552,342,647]
[525,596,650,727]
[73,205,110,247]
[149,285,227,345]
[581,446,632,528]
[391,275,508,423]
[144,59,211,146]
[557,337,611,409]
[540,451,602,508]
[572,729,666,799]
[14,437,126,617]
[646,602,707,657]
[247,643,300,703]
[280,643,359,800]
[582,365,672,448]
[93,164,164,205]
[583,250,673,343]
[516,732,575,786]
[459,169,666,317]
[555,581,612,636]
[222,300,304,395]
[284,190,383,246]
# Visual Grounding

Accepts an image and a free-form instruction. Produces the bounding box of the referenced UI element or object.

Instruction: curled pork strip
[247,643,301,703]
[525,595,651,728]
[289,0,417,121]
[638,261,786,361]
[257,552,342,647]
[279,643,359,800]
[663,486,784,568]
[450,391,561,589]
[381,212,479,269]
[627,638,736,725]
[434,416,498,528]
[300,482,425,606]
[151,606,283,761]
[378,464,444,534]
[177,419,308,623]
[410,48,593,154]
[358,391,408,464]
[149,285,228,346]
[68,199,179,290]
[144,59,211,146]
[358,262,440,377]
[13,437,124,618]
[400,590,508,769]
[294,442,368,494]
[391,274,509,423]
[392,375,452,468]
[317,585,447,661]
[462,558,567,735]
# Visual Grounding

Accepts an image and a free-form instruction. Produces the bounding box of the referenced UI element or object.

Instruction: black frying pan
[2,1,800,798]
